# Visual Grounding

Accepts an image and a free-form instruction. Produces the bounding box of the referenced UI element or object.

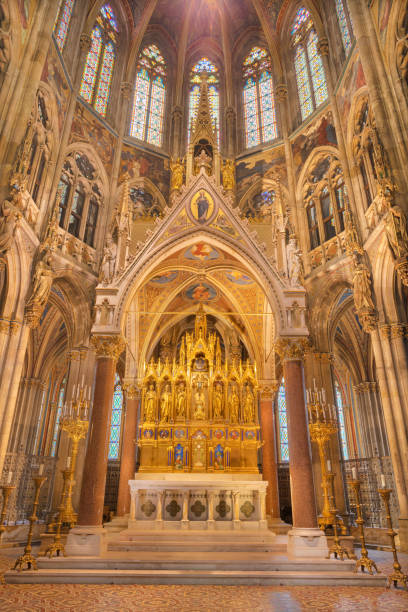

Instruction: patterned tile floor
[0,548,407,611]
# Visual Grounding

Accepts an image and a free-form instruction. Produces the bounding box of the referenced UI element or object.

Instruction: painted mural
[337,58,366,128]
[236,146,286,199]
[69,103,116,174]
[241,189,275,221]
[150,271,178,284]
[120,144,170,200]
[130,187,162,219]
[190,190,214,224]
[184,243,219,261]
[291,112,337,173]
[185,282,217,302]
[377,0,392,42]
[226,271,254,285]
[41,50,70,134]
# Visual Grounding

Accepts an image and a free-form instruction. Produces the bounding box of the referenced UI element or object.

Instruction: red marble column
[276,339,318,529]
[78,335,124,526]
[259,385,280,520]
[116,383,139,516]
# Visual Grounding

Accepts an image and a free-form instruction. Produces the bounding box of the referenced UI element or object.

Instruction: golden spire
[191,74,217,145]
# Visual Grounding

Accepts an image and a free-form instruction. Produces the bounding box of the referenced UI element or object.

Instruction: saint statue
[352,259,375,312]
[0,199,21,257]
[170,157,184,192]
[193,384,206,420]
[229,386,240,423]
[160,383,172,422]
[100,233,117,284]
[176,383,186,418]
[286,236,303,287]
[213,384,223,419]
[26,254,53,312]
[385,206,408,260]
[222,159,235,191]
[144,383,156,422]
[243,384,255,423]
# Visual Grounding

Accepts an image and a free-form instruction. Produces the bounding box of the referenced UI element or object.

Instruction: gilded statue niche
[138,306,261,473]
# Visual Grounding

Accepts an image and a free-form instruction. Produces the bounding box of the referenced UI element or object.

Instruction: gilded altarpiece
[138,307,261,473]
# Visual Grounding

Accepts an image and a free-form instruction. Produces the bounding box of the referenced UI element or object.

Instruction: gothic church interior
[0,0,408,603]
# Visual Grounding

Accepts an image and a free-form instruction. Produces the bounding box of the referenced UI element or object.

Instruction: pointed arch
[53,0,75,52]
[188,57,220,143]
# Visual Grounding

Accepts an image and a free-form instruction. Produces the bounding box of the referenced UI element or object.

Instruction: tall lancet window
[130,45,167,147]
[292,7,328,121]
[335,0,353,55]
[79,3,118,117]
[334,379,349,460]
[243,47,277,149]
[278,379,289,461]
[108,373,123,460]
[188,58,220,144]
[54,0,75,52]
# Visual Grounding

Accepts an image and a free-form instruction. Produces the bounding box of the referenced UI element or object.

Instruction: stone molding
[259,380,279,400]
[379,323,408,339]
[91,335,125,361]
[274,337,311,362]
[353,381,379,393]
[123,382,140,401]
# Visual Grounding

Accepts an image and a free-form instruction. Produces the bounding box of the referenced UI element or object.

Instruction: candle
[313,378,317,391]
[352,467,357,480]
[66,456,71,469]
[72,385,76,400]
[322,388,326,403]
[88,386,91,401]
[38,464,44,476]
[82,375,85,387]
[327,459,331,472]
[380,474,386,488]
[7,471,13,484]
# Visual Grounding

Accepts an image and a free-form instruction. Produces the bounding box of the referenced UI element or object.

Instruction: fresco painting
[69,103,116,173]
[120,144,170,199]
[41,51,70,133]
[184,243,219,261]
[150,271,178,284]
[236,147,286,198]
[292,112,337,172]
[185,282,217,302]
[226,271,254,285]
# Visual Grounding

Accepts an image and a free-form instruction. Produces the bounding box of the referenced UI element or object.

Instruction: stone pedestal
[65,526,107,556]
[287,528,328,558]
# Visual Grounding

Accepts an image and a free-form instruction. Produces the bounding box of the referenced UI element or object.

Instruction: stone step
[108,541,284,552]
[4,566,387,586]
[115,530,280,542]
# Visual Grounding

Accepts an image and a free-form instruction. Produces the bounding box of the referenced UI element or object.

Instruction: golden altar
[138,306,261,473]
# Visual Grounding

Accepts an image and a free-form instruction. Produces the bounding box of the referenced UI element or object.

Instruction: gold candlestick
[44,469,70,558]
[60,389,89,526]
[0,485,16,537]
[308,397,337,530]
[350,479,379,574]
[378,487,408,588]
[14,475,46,571]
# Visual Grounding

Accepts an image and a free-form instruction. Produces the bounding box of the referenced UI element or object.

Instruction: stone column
[275,338,328,558]
[66,334,124,556]
[259,383,281,523]
[116,382,139,517]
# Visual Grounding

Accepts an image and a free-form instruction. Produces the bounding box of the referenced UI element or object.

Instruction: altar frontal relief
[139,306,260,472]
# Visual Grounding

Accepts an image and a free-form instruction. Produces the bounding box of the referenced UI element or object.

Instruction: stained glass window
[188,57,219,143]
[54,0,75,52]
[130,45,167,147]
[79,5,118,117]
[334,380,349,460]
[278,379,289,461]
[243,47,277,148]
[335,0,352,55]
[51,374,67,457]
[292,8,328,120]
[108,373,123,460]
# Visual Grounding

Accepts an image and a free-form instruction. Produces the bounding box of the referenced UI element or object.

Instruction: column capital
[310,351,334,364]
[275,83,288,103]
[259,380,279,400]
[120,81,132,100]
[172,105,183,119]
[317,37,329,57]
[391,323,406,339]
[379,324,391,339]
[122,381,140,400]
[274,337,311,361]
[91,334,125,361]
[80,33,92,52]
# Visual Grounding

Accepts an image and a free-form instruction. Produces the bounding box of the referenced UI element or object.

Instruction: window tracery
[56,152,102,248]
[108,373,123,460]
[334,378,349,460]
[188,57,219,144]
[277,379,289,461]
[242,47,277,148]
[303,155,347,250]
[291,7,328,120]
[54,0,75,52]
[396,4,408,86]
[50,373,67,457]
[241,188,276,222]
[130,44,167,147]
[79,4,117,117]
[335,0,353,56]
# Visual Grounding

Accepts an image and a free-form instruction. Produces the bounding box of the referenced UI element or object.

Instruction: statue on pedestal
[144,384,156,421]
[213,384,223,419]
[160,384,172,422]
[176,383,186,418]
[193,384,206,420]
[222,159,235,191]
[229,386,240,423]
[243,384,255,423]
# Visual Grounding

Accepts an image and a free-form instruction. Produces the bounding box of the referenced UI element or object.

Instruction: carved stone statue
[344,208,363,256]
[193,385,206,420]
[229,386,240,423]
[176,383,186,418]
[352,260,375,312]
[100,233,117,284]
[160,383,172,422]
[144,384,156,421]
[25,253,54,327]
[0,199,21,257]
[385,206,408,260]
[170,158,184,192]
[286,236,303,286]
[222,159,235,191]
[213,384,223,419]
[194,149,212,175]
[243,384,255,423]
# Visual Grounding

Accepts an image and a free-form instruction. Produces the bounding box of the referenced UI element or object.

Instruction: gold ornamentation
[378,487,408,588]
[0,484,15,537]
[44,469,70,558]
[170,158,184,192]
[123,382,139,401]
[221,159,235,192]
[14,475,47,571]
[91,335,125,361]
[350,478,380,575]
[274,337,311,361]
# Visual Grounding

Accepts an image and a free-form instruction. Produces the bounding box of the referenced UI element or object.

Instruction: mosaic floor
[0,548,407,611]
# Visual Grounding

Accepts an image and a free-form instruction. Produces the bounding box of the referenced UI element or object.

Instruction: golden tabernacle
[138,306,261,472]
